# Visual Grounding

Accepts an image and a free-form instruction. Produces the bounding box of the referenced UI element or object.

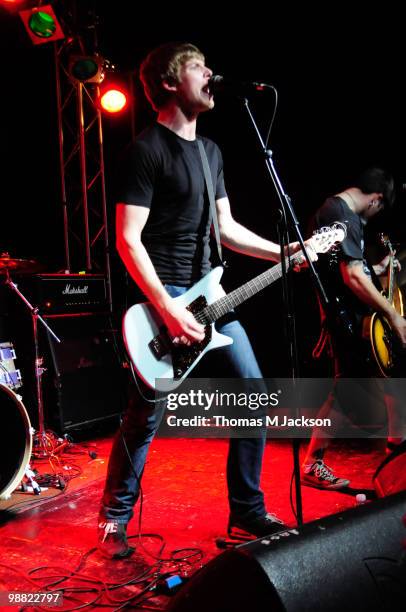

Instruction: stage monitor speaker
[373,440,406,497]
[41,314,125,433]
[168,491,406,612]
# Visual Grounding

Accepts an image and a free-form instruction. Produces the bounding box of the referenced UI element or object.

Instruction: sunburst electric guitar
[365,234,405,376]
[123,223,346,390]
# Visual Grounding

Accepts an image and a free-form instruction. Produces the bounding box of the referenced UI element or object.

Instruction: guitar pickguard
[148,295,212,380]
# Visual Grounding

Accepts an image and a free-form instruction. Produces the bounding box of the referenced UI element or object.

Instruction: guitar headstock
[311,222,347,254]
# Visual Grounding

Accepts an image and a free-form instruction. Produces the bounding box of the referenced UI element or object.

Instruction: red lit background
[1,4,405,377]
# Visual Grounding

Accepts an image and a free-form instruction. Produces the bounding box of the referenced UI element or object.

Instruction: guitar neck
[388,255,395,303]
[380,235,396,305]
[204,252,303,322]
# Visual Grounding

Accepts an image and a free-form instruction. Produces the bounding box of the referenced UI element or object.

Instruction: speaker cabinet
[41,314,125,433]
[169,491,406,612]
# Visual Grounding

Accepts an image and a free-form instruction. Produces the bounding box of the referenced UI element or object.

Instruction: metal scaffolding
[54,41,112,310]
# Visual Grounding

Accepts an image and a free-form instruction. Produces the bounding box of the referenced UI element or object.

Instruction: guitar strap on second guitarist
[197,138,226,268]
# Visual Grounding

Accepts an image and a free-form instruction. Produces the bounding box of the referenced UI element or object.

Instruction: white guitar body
[123,223,346,391]
[123,266,232,391]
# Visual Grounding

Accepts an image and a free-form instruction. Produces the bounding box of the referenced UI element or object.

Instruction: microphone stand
[242,98,329,526]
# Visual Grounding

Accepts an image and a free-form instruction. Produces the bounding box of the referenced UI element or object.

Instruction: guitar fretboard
[196,253,303,324]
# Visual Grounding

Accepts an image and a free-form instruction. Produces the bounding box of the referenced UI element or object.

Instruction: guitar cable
[130,360,170,404]
[105,305,168,405]
[119,415,204,572]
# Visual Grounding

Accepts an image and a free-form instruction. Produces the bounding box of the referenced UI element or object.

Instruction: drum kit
[0,253,61,500]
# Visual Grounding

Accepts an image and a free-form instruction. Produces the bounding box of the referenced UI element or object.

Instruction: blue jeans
[101,284,267,523]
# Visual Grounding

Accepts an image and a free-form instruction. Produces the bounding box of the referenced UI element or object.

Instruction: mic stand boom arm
[242,98,330,527]
[243,98,328,303]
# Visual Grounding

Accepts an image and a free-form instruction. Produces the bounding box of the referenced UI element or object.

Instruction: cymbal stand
[4,271,61,457]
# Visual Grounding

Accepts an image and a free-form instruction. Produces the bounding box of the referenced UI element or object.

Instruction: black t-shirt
[310,196,373,332]
[116,123,227,285]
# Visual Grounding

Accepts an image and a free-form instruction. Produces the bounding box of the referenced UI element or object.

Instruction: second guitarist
[301,168,406,490]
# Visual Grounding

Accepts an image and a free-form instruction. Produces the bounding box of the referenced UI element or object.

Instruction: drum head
[0,383,32,499]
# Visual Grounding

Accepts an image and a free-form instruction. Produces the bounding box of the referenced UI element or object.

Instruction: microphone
[208,74,273,95]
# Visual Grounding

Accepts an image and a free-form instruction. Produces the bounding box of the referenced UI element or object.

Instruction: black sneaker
[302,459,350,490]
[228,512,287,541]
[97,519,135,559]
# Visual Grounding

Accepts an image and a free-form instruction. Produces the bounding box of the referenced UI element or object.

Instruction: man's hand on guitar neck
[286,239,318,270]
[161,299,205,346]
[373,253,401,276]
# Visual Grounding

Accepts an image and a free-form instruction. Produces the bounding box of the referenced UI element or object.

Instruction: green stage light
[69,55,105,84]
[28,10,56,37]
[19,5,65,45]
[71,58,98,80]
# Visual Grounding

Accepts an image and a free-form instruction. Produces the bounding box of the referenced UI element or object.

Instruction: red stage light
[1,0,26,12]
[100,88,128,114]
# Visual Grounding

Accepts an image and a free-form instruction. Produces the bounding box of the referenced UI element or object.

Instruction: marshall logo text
[62,284,89,295]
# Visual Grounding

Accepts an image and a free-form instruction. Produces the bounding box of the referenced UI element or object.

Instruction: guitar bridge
[149,328,172,360]
[148,295,211,380]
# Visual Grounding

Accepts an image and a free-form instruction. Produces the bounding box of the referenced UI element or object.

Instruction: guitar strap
[197,138,225,267]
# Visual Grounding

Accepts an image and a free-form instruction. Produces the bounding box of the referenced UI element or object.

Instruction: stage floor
[0,435,387,610]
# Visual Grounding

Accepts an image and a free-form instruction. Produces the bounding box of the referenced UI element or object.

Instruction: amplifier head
[18,274,109,315]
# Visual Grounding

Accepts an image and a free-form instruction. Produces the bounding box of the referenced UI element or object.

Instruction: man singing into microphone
[98,42,316,558]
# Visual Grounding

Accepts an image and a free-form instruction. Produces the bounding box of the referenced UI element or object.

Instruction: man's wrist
[386,308,400,324]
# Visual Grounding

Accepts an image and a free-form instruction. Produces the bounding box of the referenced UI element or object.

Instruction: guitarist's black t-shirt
[116,123,227,286]
[310,196,374,336]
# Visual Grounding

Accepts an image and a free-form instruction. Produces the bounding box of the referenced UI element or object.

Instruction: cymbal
[0,255,43,274]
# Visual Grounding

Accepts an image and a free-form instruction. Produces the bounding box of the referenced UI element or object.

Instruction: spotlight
[100,87,128,114]
[19,4,65,45]
[1,0,26,10]
[69,55,105,84]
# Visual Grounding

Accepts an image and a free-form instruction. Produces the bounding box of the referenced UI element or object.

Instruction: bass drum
[0,383,32,499]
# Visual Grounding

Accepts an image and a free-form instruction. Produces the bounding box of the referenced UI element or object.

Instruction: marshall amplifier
[18,274,109,315]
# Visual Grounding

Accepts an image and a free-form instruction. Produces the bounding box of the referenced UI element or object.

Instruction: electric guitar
[123,223,346,390]
[365,234,405,376]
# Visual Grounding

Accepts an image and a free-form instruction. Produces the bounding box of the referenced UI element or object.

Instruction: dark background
[1,2,405,382]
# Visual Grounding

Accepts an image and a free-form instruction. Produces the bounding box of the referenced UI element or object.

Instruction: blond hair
[140,42,204,111]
